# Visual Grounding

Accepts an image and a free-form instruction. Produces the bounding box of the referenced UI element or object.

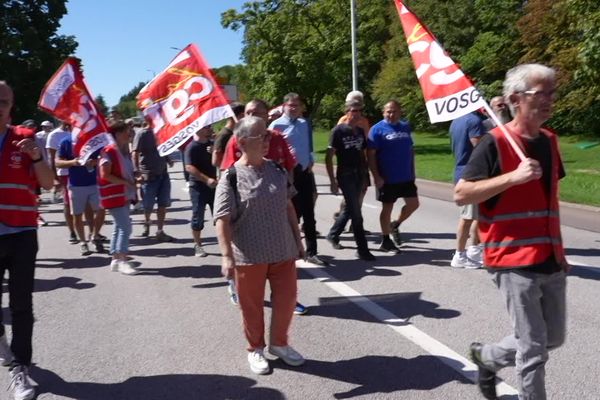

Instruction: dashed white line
[297,260,519,398]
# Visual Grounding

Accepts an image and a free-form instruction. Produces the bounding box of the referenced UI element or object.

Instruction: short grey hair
[234,115,265,140]
[503,64,556,113]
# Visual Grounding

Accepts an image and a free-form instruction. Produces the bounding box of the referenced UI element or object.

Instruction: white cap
[40,120,54,128]
[345,90,364,103]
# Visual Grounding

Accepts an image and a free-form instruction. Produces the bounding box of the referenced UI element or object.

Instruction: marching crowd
[0,62,570,400]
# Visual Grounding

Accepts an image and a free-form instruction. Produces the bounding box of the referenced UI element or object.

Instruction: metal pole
[350,0,358,91]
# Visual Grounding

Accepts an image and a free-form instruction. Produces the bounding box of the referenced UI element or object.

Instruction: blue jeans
[328,169,369,253]
[142,171,171,211]
[190,183,215,231]
[108,205,132,254]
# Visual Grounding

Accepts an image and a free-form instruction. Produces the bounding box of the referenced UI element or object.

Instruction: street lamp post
[350,0,358,91]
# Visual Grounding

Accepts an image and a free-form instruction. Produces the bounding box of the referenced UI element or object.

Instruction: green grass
[313,128,600,207]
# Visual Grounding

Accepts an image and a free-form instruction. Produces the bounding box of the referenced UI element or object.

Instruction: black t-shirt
[329,124,367,172]
[214,127,234,153]
[184,140,216,184]
[462,132,565,273]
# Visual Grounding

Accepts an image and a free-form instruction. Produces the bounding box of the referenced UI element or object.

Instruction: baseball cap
[40,120,54,128]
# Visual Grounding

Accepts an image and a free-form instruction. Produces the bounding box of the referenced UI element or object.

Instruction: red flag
[394,1,486,123]
[137,44,234,156]
[38,57,113,163]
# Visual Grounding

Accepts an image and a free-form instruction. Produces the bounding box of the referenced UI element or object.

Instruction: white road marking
[298,259,520,397]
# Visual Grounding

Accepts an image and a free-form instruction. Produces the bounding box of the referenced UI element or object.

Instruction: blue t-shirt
[57,137,97,187]
[368,119,415,184]
[450,112,485,183]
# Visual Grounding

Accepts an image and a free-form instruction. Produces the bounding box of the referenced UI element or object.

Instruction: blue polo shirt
[368,119,415,184]
[269,115,313,170]
[57,136,97,187]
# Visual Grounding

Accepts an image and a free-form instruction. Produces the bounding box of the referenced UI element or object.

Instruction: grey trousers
[481,269,566,400]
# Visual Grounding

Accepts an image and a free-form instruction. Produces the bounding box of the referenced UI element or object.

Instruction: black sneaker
[326,235,343,250]
[378,238,401,253]
[80,242,92,256]
[69,232,79,244]
[93,239,105,253]
[356,251,376,261]
[141,223,150,237]
[390,221,402,246]
[469,342,497,400]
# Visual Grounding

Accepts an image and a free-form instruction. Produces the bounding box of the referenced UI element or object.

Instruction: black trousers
[293,166,318,256]
[0,230,37,366]
[328,169,369,253]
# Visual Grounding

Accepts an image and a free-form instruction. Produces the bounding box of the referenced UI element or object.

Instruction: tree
[112,81,147,118]
[95,95,109,116]
[518,0,600,135]
[221,0,391,126]
[0,0,78,122]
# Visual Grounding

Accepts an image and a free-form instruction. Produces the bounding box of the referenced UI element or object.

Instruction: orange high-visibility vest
[0,127,38,228]
[478,127,564,269]
[98,143,128,209]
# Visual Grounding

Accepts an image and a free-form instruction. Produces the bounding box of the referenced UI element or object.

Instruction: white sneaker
[109,259,119,272]
[269,345,305,366]
[467,244,484,264]
[8,365,35,400]
[0,334,13,366]
[118,261,139,275]
[248,349,269,375]
[451,251,481,269]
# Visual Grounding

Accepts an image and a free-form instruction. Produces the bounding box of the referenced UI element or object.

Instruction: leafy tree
[112,81,147,118]
[94,95,109,116]
[0,0,77,122]
[518,0,600,135]
[221,0,391,126]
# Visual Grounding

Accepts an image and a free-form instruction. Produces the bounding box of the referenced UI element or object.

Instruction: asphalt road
[1,162,599,400]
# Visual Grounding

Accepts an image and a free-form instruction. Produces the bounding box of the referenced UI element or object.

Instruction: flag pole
[481,102,527,162]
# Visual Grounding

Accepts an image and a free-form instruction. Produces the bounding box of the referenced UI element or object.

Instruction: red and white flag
[394,1,486,123]
[137,44,234,156]
[38,57,113,163]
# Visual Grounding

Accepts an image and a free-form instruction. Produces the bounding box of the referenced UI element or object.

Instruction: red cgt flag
[394,1,486,123]
[137,44,234,156]
[38,57,113,163]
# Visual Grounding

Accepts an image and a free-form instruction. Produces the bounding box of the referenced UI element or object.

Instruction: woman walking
[99,120,139,275]
[214,116,305,374]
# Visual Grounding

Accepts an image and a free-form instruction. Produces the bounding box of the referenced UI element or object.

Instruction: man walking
[367,100,419,253]
[449,111,486,269]
[55,136,105,255]
[185,126,217,257]
[0,81,54,400]
[270,93,327,266]
[455,64,568,400]
[132,123,174,241]
[46,121,77,242]
[325,100,375,261]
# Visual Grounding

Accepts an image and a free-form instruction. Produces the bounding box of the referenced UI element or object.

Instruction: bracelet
[31,157,43,163]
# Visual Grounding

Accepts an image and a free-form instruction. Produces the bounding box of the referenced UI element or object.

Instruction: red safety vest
[479,127,565,269]
[98,143,127,209]
[0,127,38,228]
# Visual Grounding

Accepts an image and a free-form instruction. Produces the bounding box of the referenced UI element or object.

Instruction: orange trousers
[235,259,297,351]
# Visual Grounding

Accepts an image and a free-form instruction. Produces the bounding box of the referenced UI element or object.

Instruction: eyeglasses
[246,132,271,142]
[348,109,362,113]
[520,89,556,99]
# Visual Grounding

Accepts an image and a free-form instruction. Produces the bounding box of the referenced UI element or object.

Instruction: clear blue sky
[58,0,246,107]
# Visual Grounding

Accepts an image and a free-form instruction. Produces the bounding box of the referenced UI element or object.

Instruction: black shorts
[377,181,418,203]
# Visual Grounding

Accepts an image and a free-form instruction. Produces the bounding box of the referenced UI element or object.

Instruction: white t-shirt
[46,128,71,176]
